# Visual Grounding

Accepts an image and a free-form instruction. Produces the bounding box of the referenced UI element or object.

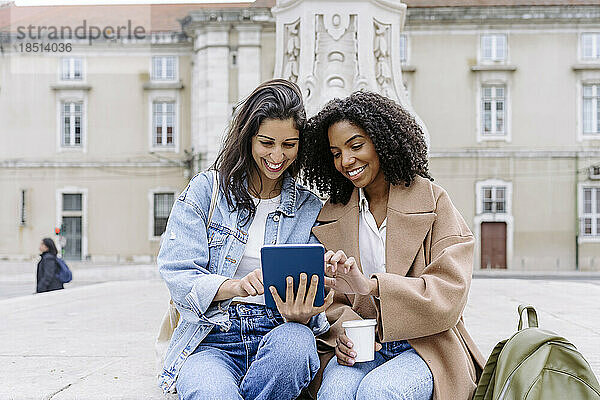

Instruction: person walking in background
[36,238,63,293]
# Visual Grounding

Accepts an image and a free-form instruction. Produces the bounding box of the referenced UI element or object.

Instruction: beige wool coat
[311,176,486,400]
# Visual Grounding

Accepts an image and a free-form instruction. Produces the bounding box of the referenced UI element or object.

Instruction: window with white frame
[582,187,600,237]
[153,192,174,237]
[583,84,600,135]
[399,34,408,63]
[481,85,506,136]
[63,193,82,211]
[61,101,83,147]
[481,185,506,214]
[61,192,84,259]
[61,57,83,80]
[581,33,600,60]
[153,101,176,147]
[152,56,177,81]
[481,34,507,62]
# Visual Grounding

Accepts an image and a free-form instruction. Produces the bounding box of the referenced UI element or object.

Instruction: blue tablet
[261,244,325,310]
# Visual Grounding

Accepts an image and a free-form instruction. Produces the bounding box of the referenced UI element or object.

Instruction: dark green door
[62,216,82,260]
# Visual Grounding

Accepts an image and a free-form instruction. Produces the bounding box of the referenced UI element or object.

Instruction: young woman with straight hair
[301,91,485,400]
[157,79,334,400]
[36,237,63,293]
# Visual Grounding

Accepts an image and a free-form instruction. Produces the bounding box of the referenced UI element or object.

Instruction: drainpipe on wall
[575,153,579,271]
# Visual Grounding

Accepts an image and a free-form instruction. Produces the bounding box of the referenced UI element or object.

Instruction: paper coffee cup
[342,319,377,362]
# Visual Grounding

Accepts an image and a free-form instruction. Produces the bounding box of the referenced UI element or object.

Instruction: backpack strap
[517,304,539,330]
[207,170,219,228]
[473,339,507,400]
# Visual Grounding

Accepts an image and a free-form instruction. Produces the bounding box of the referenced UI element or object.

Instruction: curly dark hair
[213,79,306,222]
[300,91,432,204]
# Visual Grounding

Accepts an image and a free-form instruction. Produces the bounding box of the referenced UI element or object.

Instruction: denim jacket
[157,170,329,393]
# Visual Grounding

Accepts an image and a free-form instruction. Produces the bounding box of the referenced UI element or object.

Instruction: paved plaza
[1,263,599,399]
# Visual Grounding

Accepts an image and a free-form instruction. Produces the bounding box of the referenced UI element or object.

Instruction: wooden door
[481,222,507,269]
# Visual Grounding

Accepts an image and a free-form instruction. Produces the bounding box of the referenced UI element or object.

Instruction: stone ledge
[143,81,184,90]
[50,83,92,91]
[572,63,600,71]
[407,5,600,26]
[470,64,517,72]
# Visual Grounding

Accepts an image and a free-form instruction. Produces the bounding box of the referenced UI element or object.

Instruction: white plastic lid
[342,319,377,328]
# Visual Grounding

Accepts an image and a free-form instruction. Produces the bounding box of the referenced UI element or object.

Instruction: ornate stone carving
[374,19,397,101]
[323,13,349,41]
[306,14,366,113]
[273,0,429,143]
[282,19,300,83]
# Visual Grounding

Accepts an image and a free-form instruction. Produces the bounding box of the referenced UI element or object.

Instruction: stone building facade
[0,0,599,270]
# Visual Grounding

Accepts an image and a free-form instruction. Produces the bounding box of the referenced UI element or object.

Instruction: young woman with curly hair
[157,79,334,399]
[301,91,485,400]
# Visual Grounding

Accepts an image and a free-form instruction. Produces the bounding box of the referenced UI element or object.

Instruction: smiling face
[328,120,384,189]
[251,118,300,187]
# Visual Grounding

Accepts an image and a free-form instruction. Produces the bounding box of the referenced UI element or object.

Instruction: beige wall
[0,167,188,261]
[0,46,192,160]
[0,44,193,261]
[1,54,58,159]
[409,33,477,150]
[405,18,600,271]
[509,32,578,149]
[407,30,589,151]
[261,26,276,84]
[227,26,276,104]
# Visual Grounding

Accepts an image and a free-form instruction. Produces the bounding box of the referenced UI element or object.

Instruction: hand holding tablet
[261,244,334,324]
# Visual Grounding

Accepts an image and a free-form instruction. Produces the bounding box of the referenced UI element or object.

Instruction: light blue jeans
[176,303,319,400]
[318,341,433,400]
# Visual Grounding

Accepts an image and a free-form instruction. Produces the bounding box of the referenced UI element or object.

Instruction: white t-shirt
[358,188,387,279]
[232,194,281,304]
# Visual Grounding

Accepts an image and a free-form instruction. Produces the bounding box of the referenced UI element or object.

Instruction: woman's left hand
[324,250,377,296]
[269,273,334,325]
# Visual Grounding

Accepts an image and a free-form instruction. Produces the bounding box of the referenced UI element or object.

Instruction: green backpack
[473,304,600,400]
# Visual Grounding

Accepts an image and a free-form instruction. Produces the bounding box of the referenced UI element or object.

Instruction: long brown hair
[212,79,306,222]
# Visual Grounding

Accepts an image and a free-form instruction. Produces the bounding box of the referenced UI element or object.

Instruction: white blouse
[231,194,281,304]
[358,188,387,279]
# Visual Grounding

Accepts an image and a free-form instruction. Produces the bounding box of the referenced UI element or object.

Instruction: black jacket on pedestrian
[36,252,64,293]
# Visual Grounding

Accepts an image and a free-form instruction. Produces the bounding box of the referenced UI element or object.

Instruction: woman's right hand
[324,250,376,296]
[335,332,357,366]
[235,268,264,297]
[214,269,264,301]
[335,333,382,366]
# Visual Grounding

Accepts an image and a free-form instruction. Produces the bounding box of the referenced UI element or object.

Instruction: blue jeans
[176,303,319,400]
[318,341,433,400]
